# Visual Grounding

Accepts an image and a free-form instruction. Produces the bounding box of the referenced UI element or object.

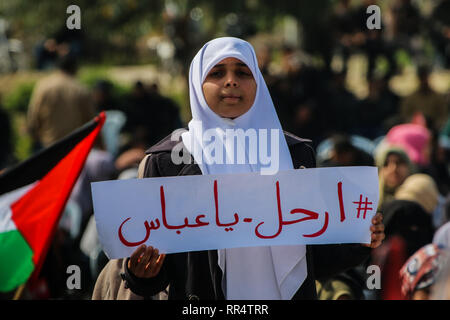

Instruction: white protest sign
[91,166,378,259]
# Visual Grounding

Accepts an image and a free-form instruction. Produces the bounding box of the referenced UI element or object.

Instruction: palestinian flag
[0,112,106,293]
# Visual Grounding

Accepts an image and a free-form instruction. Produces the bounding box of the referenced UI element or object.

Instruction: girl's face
[202,57,257,119]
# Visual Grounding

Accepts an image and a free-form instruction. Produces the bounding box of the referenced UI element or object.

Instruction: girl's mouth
[221,95,241,103]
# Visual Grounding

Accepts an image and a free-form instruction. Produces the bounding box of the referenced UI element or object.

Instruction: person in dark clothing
[98,37,384,300]
[350,0,398,81]
[379,200,435,258]
[355,76,400,139]
[322,71,359,136]
[389,0,422,40]
[388,0,424,64]
[34,25,85,71]
[121,81,182,150]
[400,65,448,132]
[319,134,375,168]
[272,62,331,146]
[329,0,357,75]
[92,80,117,112]
[34,38,59,70]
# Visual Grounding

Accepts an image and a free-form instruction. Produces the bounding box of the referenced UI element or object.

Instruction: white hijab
[181,37,307,300]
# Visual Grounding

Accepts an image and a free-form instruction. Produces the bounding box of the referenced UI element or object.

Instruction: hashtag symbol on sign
[353,194,373,219]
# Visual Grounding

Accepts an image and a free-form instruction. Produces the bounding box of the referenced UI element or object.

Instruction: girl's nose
[225,75,238,87]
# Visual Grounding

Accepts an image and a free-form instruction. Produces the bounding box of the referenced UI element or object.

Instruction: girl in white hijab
[180,37,307,300]
[125,37,385,300]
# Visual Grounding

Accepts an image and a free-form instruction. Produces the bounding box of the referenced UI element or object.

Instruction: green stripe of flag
[0,230,34,292]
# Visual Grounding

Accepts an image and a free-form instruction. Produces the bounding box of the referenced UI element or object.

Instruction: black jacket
[122,130,371,300]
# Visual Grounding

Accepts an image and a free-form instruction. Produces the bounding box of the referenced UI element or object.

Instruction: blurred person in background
[34,38,59,71]
[323,71,359,137]
[399,243,449,300]
[116,80,182,183]
[385,123,431,169]
[400,66,448,132]
[271,46,334,146]
[354,74,401,139]
[394,173,444,229]
[34,25,85,71]
[270,45,310,137]
[384,123,450,198]
[378,200,434,260]
[318,134,374,168]
[120,81,182,151]
[92,80,119,113]
[351,0,398,80]
[385,0,424,64]
[254,42,278,88]
[329,0,355,76]
[114,140,146,182]
[27,55,96,151]
[375,144,413,209]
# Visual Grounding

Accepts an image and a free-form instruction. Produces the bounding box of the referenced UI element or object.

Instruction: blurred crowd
[1,0,450,300]
[293,0,450,300]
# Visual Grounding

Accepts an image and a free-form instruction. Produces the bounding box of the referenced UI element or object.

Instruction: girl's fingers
[364,213,385,248]
[372,213,383,224]
[128,245,165,278]
[144,251,165,277]
[370,232,385,248]
[136,247,154,275]
[129,244,146,271]
[370,223,385,232]
[372,230,385,240]
[151,253,166,276]
[145,249,159,272]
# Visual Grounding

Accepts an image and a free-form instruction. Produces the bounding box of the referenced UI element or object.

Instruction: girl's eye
[237,69,252,77]
[208,70,224,77]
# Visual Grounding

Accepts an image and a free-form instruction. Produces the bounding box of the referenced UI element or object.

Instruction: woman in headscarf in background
[385,123,431,169]
[395,173,444,229]
[375,143,414,209]
[399,243,448,300]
